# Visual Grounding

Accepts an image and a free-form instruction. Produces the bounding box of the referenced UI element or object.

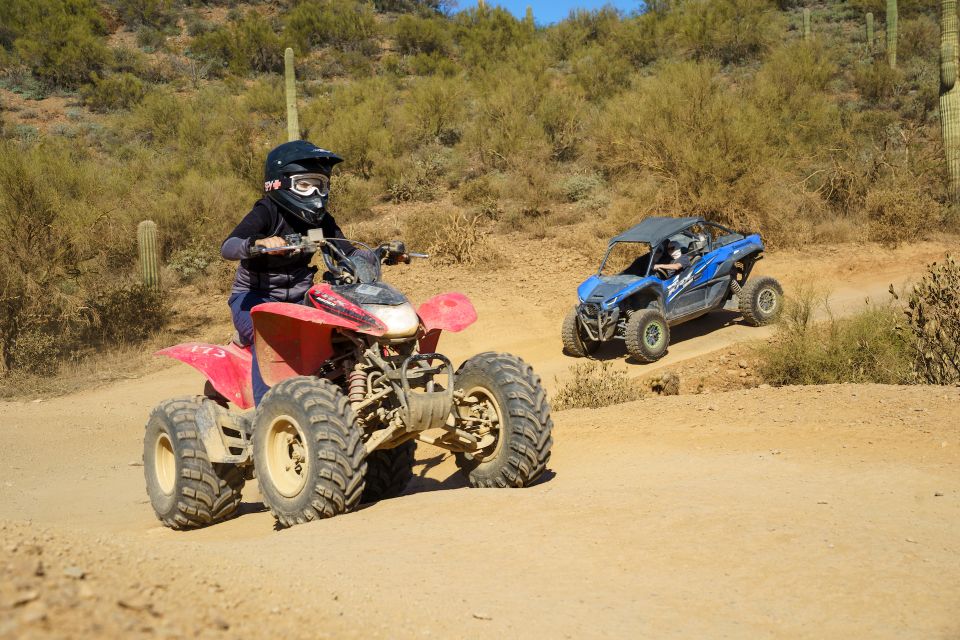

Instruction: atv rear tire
[739,276,783,326]
[362,440,416,503]
[253,377,366,528]
[144,397,245,530]
[625,309,669,363]
[453,352,552,488]
[561,307,598,358]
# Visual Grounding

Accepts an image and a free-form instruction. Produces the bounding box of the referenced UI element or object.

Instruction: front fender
[417,292,477,353]
[251,302,373,388]
[155,342,254,409]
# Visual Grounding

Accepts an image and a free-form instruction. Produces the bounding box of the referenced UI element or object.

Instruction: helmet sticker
[264,179,282,192]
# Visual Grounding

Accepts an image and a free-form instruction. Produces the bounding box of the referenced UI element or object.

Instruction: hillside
[0,0,956,383]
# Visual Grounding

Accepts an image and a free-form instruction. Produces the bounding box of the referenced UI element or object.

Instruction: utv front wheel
[739,276,783,326]
[143,397,245,530]
[362,440,416,503]
[454,352,553,488]
[253,377,366,528]
[561,307,598,358]
[625,309,670,363]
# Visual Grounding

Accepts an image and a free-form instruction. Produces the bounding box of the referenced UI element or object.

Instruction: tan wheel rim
[465,386,504,463]
[154,432,176,495]
[264,415,309,498]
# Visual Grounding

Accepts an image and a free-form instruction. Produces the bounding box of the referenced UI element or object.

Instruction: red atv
[143,230,553,529]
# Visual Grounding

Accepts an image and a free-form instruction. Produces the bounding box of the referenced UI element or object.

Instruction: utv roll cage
[597,216,745,278]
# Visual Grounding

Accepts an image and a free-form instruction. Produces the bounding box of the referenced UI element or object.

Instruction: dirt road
[1,242,958,638]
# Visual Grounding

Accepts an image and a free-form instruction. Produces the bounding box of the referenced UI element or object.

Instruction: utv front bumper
[576,304,621,342]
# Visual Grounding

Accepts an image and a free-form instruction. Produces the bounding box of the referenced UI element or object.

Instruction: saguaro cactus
[887,0,898,67]
[137,220,160,289]
[284,47,299,142]
[941,0,960,202]
[867,12,875,49]
[803,8,811,39]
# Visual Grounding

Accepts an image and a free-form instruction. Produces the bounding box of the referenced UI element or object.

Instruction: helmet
[263,140,343,225]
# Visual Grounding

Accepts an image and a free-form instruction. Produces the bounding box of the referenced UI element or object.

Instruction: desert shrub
[899,15,939,61]
[285,0,379,54]
[464,67,551,171]
[115,0,175,28]
[14,12,110,88]
[864,173,940,246]
[406,51,460,77]
[553,361,642,410]
[454,7,534,68]
[10,330,60,376]
[901,255,960,384]
[404,75,465,145]
[242,76,285,117]
[330,173,377,222]
[757,288,913,386]
[403,210,489,265]
[191,12,283,75]
[168,240,216,281]
[394,14,453,55]
[546,6,623,61]
[570,43,633,100]
[126,90,184,143]
[594,60,774,231]
[538,87,587,162]
[81,73,147,112]
[662,0,781,64]
[87,282,167,345]
[853,58,903,104]
[136,26,167,52]
[562,173,604,202]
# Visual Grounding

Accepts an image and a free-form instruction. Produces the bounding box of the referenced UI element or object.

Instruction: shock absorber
[729,279,742,295]
[347,366,366,404]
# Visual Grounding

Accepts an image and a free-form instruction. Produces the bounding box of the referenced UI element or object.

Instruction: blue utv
[563,216,784,363]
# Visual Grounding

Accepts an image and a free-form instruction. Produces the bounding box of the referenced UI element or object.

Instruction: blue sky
[455,1,642,25]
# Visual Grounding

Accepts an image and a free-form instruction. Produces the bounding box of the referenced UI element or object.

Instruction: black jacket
[221,197,347,302]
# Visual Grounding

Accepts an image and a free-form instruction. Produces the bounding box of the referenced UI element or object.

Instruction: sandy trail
[0,242,958,638]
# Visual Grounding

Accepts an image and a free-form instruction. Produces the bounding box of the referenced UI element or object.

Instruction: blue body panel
[577,233,764,324]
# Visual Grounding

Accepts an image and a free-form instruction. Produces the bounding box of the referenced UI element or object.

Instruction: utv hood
[578,275,659,309]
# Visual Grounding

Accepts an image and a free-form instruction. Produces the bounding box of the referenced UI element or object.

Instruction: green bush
[191,12,283,75]
[116,0,175,29]
[757,288,913,386]
[81,73,147,112]
[285,0,379,55]
[662,0,782,64]
[394,13,452,55]
[14,13,110,88]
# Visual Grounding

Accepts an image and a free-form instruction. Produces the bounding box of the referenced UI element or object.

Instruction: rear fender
[155,342,254,409]
[251,302,385,387]
[417,292,477,353]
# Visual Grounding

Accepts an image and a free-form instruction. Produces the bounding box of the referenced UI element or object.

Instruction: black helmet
[264,140,343,225]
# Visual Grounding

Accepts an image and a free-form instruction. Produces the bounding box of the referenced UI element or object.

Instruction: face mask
[671,249,681,260]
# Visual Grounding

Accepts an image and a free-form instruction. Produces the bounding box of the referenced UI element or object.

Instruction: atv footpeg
[399,354,453,431]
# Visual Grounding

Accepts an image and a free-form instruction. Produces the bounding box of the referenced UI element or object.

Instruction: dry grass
[553,361,643,410]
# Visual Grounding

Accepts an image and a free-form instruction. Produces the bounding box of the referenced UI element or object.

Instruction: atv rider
[653,240,691,278]
[221,140,370,405]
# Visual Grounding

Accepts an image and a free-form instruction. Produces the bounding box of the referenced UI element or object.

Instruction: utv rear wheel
[739,276,783,326]
[625,309,670,363]
[143,397,245,530]
[561,307,598,358]
[362,440,416,503]
[253,377,366,528]
[453,352,553,488]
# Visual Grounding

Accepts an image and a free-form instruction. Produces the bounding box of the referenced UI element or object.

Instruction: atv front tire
[561,307,598,358]
[144,397,245,530]
[253,377,366,528]
[453,352,552,488]
[362,440,416,503]
[739,276,783,326]
[625,309,670,363]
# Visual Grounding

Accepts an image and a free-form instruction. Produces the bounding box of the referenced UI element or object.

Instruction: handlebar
[248,234,428,283]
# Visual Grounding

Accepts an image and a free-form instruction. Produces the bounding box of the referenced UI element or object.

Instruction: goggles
[288,173,330,197]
